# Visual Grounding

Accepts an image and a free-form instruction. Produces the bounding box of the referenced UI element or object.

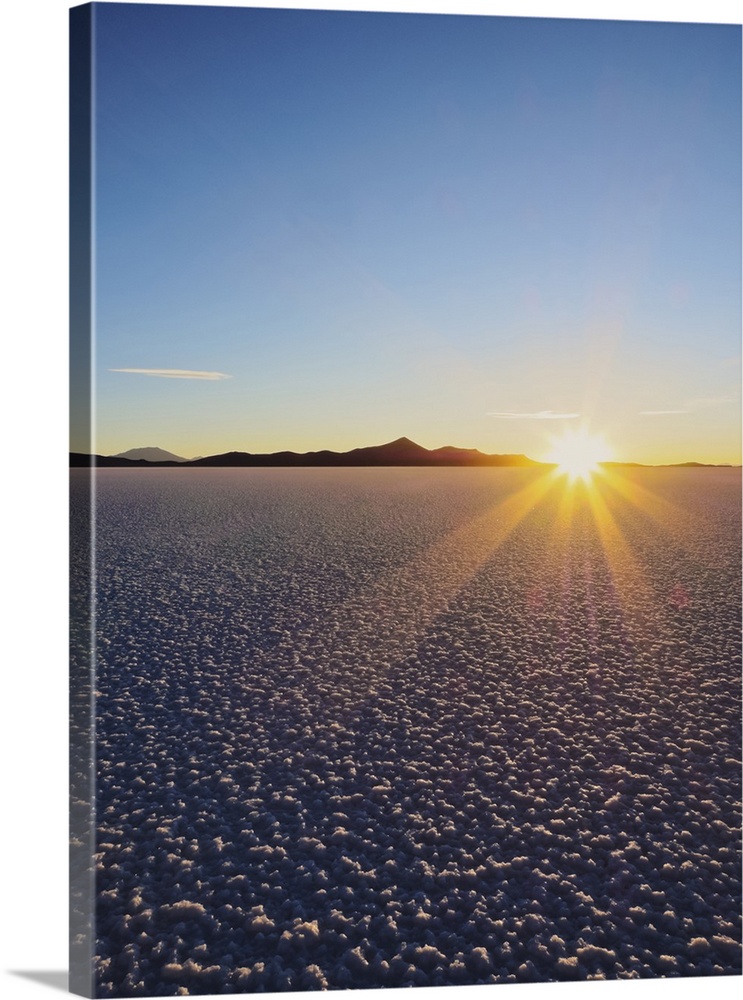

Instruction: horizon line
[68,435,742,470]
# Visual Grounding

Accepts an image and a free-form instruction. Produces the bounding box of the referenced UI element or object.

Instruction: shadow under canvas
[10,971,69,993]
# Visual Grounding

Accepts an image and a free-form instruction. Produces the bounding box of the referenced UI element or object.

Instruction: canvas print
[70,2,742,996]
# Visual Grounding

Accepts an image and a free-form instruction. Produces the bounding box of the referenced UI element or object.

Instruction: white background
[0,1,739,998]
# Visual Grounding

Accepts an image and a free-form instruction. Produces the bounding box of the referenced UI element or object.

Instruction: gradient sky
[83,2,741,464]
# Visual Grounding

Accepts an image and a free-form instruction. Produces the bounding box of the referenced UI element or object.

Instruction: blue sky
[86,3,741,462]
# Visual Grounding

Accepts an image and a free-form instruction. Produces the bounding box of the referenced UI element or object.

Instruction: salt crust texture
[72,467,741,995]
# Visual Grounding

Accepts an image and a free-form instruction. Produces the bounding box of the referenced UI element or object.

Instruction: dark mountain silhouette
[187,436,542,468]
[70,453,181,467]
[71,437,544,468]
[113,447,189,463]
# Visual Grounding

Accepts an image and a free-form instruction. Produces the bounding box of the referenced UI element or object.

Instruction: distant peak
[112,446,188,463]
[387,436,422,448]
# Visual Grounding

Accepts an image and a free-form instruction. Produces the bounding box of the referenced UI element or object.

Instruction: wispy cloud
[640,395,735,416]
[109,368,231,380]
[684,395,734,410]
[639,409,689,416]
[488,410,580,420]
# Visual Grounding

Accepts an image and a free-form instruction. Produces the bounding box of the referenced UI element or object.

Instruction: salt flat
[71,467,741,995]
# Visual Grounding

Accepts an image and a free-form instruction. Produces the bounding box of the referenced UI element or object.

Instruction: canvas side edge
[70,4,95,997]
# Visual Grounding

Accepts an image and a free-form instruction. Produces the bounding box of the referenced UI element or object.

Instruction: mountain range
[72,436,543,468]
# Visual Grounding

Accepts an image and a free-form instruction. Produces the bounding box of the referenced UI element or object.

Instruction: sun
[545,428,614,481]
